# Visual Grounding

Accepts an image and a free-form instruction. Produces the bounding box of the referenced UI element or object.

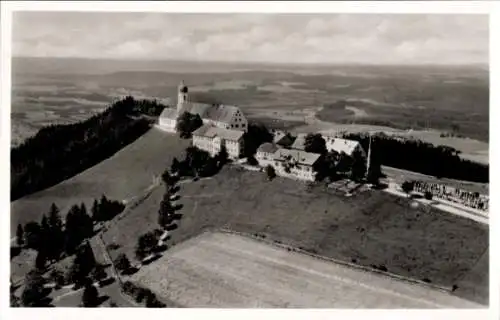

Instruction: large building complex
[192,124,244,159]
[158,81,248,133]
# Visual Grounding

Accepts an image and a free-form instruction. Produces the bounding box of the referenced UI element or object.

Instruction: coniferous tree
[70,241,96,287]
[65,205,81,254]
[35,250,47,271]
[82,283,99,307]
[21,270,46,307]
[23,222,41,250]
[114,253,131,273]
[171,157,180,174]
[39,215,51,254]
[79,203,93,238]
[16,224,24,247]
[48,204,64,260]
[91,199,100,221]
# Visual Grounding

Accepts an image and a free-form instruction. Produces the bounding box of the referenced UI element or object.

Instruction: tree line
[13,196,124,307]
[15,197,125,265]
[342,132,488,183]
[11,96,164,200]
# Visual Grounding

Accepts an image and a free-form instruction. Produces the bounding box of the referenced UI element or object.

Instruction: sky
[12,12,489,65]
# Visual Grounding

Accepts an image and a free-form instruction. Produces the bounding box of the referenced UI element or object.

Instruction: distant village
[158,80,368,182]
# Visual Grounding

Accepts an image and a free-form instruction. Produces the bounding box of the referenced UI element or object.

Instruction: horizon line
[12,56,489,68]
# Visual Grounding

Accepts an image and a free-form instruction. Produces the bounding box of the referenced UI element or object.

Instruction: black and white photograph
[1,1,497,317]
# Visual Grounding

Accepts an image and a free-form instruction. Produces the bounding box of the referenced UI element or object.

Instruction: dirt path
[345,105,368,117]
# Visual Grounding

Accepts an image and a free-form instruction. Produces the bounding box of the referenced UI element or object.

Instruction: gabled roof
[273,148,321,166]
[327,138,364,156]
[257,142,279,154]
[192,124,244,141]
[290,133,307,150]
[204,104,240,123]
[178,102,241,124]
[159,107,178,120]
[274,132,295,147]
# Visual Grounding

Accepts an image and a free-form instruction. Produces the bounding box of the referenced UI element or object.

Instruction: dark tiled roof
[257,142,278,154]
[193,124,244,141]
[159,107,178,120]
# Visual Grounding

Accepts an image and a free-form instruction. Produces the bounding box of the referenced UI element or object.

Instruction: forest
[11,96,165,200]
[343,132,488,183]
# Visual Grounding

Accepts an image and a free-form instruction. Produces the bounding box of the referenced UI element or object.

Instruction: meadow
[102,164,489,306]
[130,231,481,308]
[10,128,189,234]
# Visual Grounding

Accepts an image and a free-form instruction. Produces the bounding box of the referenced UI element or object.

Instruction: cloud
[12,13,488,65]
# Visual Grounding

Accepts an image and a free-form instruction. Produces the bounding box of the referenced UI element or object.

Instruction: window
[235,124,239,128]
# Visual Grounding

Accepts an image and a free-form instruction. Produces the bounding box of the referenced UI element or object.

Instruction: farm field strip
[131,232,482,309]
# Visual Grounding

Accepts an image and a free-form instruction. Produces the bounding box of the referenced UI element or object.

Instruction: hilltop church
[158,81,248,133]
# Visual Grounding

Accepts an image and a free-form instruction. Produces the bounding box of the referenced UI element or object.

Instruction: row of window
[274,162,313,172]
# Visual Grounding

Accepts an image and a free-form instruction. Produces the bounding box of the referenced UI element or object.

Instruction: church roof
[204,104,240,123]
[178,102,241,124]
[192,124,244,141]
[159,107,178,120]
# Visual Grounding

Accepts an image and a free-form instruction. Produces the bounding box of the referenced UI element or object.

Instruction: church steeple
[177,80,188,112]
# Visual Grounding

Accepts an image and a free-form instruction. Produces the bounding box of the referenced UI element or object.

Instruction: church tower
[177,80,188,112]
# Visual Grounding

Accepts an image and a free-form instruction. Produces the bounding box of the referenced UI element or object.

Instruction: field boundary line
[216,228,453,294]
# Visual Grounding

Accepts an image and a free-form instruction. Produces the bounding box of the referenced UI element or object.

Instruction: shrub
[114,253,132,272]
[424,191,433,200]
[121,281,139,296]
[247,156,258,166]
[265,165,276,181]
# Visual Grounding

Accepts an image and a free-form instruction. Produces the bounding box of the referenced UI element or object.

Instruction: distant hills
[12,57,488,77]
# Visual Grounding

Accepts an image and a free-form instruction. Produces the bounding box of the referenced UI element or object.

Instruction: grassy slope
[10,128,190,234]
[102,166,488,305]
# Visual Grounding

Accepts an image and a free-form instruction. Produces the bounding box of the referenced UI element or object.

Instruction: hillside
[101,166,489,306]
[10,128,190,234]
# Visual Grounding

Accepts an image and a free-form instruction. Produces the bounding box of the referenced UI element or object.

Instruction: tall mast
[366,132,372,179]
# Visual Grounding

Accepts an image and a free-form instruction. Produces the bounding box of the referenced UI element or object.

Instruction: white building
[324,136,366,158]
[192,124,244,159]
[272,148,321,181]
[290,133,365,158]
[158,81,248,133]
[256,142,279,167]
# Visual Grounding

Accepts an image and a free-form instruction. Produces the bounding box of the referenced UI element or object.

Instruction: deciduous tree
[304,133,327,155]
